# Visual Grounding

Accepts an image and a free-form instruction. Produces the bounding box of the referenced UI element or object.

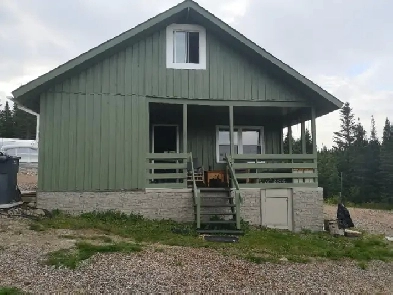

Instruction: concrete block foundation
[38,187,323,232]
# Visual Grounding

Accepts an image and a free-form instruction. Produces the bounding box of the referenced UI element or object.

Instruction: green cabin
[11,0,343,234]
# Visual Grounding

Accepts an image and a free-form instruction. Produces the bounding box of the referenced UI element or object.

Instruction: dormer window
[166,24,206,70]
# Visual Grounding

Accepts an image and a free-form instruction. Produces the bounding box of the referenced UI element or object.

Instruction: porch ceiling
[149,102,304,126]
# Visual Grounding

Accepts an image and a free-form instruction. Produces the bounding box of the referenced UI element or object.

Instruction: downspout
[6,96,40,143]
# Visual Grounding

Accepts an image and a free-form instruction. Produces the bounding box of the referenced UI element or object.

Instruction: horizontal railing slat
[147,173,187,180]
[146,183,186,189]
[232,154,315,160]
[147,153,189,159]
[146,163,187,169]
[233,163,317,169]
[236,173,317,179]
[239,182,318,189]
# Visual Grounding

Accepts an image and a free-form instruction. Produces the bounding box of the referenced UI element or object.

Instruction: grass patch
[45,241,142,269]
[34,211,393,264]
[0,287,23,295]
[59,234,113,243]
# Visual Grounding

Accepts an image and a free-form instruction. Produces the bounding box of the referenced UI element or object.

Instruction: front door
[152,125,179,153]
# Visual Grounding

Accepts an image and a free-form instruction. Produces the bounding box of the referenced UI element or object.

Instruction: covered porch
[146,98,318,190]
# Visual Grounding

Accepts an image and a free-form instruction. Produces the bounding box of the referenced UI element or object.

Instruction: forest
[1,100,392,205]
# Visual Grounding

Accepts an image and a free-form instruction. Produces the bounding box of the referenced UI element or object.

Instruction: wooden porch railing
[146,153,189,188]
[225,155,241,230]
[227,154,318,189]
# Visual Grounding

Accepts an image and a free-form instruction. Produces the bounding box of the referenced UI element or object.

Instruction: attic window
[166,24,206,70]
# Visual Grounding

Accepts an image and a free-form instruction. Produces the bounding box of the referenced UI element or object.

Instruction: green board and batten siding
[38,28,305,192]
[38,93,148,191]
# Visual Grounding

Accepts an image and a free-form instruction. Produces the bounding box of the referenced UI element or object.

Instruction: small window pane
[188,32,199,63]
[219,145,238,162]
[174,31,187,63]
[218,130,238,145]
[242,130,262,154]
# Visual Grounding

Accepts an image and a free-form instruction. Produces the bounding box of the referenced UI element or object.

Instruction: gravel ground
[17,167,37,191]
[0,218,392,293]
[324,204,393,237]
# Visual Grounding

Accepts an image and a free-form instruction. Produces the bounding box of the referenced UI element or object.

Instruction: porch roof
[11,0,343,117]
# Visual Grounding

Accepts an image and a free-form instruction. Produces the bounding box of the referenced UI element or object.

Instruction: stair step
[197,229,244,235]
[201,220,236,225]
[200,195,233,198]
[196,204,236,208]
[196,212,235,216]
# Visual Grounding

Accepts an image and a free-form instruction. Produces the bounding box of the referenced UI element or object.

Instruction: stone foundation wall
[37,190,194,223]
[292,187,324,232]
[38,187,323,232]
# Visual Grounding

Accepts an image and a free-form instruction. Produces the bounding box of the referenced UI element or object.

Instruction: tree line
[286,102,393,205]
[0,101,37,140]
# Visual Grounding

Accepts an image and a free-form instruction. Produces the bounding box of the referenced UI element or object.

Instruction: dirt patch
[324,204,393,237]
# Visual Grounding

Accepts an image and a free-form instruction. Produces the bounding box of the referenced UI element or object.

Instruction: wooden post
[311,107,318,185]
[288,123,292,155]
[229,106,234,155]
[311,107,317,155]
[280,126,284,154]
[301,119,306,154]
[183,104,187,153]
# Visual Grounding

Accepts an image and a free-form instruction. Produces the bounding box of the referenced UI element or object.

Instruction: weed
[175,261,183,266]
[154,248,165,253]
[0,287,23,295]
[29,223,44,231]
[45,241,142,269]
[33,210,393,265]
[358,261,368,270]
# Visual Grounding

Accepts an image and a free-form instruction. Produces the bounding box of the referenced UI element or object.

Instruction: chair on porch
[187,157,205,186]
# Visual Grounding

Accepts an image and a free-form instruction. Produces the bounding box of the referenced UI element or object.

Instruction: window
[217,128,239,162]
[166,24,206,70]
[216,126,264,162]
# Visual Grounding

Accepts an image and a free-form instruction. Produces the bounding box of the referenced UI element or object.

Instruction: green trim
[232,154,315,160]
[146,183,186,189]
[147,96,310,107]
[233,162,317,169]
[236,173,317,179]
[146,173,187,180]
[239,182,318,189]
[146,163,187,169]
[183,104,187,153]
[147,153,189,159]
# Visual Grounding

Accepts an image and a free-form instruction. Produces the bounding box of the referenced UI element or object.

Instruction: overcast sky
[1,0,392,147]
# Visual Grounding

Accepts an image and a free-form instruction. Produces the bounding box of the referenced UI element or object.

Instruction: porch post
[280,126,284,154]
[288,123,293,154]
[311,107,318,185]
[183,104,187,153]
[311,107,317,154]
[229,105,234,155]
[301,119,306,154]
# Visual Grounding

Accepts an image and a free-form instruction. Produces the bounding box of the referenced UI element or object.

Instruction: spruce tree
[380,118,393,203]
[0,101,15,137]
[364,116,381,202]
[333,102,356,200]
[352,118,367,202]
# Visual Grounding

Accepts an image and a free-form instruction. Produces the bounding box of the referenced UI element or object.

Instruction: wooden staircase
[189,154,243,235]
[194,188,243,235]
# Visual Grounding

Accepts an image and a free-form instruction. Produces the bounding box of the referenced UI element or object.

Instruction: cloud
[0,0,391,147]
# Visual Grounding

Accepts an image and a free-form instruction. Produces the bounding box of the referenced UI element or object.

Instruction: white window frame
[166,24,207,70]
[216,125,265,163]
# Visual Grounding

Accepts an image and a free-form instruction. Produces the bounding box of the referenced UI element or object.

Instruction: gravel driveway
[324,204,393,237]
[0,218,392,293]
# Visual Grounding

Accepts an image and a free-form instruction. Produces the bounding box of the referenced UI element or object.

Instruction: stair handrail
[225,154,241,230]
[189,153,200,229]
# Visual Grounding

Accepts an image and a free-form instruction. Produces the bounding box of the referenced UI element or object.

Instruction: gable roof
[12,0,343,116]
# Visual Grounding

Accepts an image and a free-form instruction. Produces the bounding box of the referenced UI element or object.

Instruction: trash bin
[0,152,21,205]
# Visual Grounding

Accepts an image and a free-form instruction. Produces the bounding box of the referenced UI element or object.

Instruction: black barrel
[0,152,21,205]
